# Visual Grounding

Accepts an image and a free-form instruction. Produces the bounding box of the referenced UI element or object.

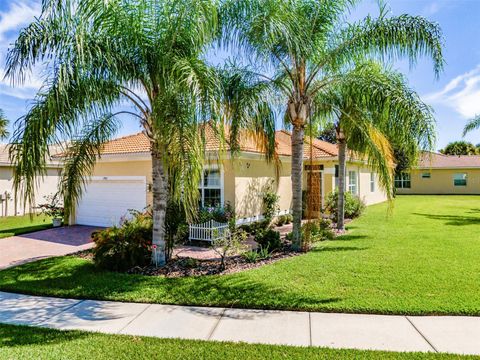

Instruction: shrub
[239,220,269,236]
[262,190,280,225]
[242,245,272,263]
[243,250,261,263]
[276,215,287,226]
[324,190,365,219]
[304,219,335,242]
[37,193,64,219]
[285,214,293,224]
[92,210,152,271]
[255,229,281,251]
[198,202,234,224]
[257,245,272,260]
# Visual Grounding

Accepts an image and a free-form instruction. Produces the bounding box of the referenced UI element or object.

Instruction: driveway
[0,226,98,270]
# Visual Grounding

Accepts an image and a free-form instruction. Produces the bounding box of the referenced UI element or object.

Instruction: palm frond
[60,115,121,218]
[463,115,480,136]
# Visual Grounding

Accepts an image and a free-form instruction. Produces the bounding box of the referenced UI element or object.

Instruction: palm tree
[6,0,275,266]
[220,0,443,247]
[0,110,8,139]
[314,62,436,229]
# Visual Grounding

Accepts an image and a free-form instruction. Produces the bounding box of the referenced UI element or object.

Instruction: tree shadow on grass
[331,235,369,242]
[413,213,480,226]
[0,257,343,312]
[311,246,369,253]
[0,323,88,347]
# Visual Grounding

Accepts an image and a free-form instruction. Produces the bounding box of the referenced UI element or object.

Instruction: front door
[306,171,322,217]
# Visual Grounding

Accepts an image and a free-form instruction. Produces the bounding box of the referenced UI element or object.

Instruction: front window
[395,172,411,189]
[199,168,222,207]
[453,173,467,187]
[348,171,357,194]
[422,172,431,179]
[370,173,375,192]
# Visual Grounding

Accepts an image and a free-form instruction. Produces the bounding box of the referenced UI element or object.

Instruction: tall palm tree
[221,0,443,249]
[0,110,8,139]
[6,0,275,266]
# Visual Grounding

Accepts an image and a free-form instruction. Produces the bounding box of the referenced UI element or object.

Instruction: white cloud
[0,1,42,100]
[425,65,480,119]
[0,1,40,42]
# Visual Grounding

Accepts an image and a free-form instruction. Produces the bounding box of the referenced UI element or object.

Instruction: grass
[0,214,52,239]
[0,324,474,360]
[0,195,479,315]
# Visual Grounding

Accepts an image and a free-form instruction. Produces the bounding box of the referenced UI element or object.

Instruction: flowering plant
[37,194,64,219]
[198,202,234,223]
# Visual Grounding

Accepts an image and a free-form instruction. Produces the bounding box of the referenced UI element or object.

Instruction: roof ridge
[108,132,146,142]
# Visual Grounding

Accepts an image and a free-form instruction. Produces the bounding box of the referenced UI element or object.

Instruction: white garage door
[76,176,147,227]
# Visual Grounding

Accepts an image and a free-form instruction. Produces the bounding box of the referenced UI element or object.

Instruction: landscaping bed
[128,248,299,277]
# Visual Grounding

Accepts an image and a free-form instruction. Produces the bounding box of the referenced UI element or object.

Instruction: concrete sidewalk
[0,291,479,356]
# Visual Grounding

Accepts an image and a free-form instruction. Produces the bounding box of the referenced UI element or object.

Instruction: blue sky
[0,0,479,150]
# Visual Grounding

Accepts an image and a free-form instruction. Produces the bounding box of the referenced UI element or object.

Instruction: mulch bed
[71,220,350,278]
[127,246,300,278]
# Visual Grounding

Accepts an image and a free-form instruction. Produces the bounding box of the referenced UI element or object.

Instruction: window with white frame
[199,168,222,207]
[370,173,375,192]
[348,170,357,194]
[394,172,411,188]
[453,173,467,187]
[422,172,431,179]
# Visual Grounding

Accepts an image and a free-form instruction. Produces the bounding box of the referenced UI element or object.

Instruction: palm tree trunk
[337,129,347,231]
[291,124,304,251]
[151,147,168,266]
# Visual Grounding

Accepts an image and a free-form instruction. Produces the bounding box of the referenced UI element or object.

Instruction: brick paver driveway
[0,226,98,270]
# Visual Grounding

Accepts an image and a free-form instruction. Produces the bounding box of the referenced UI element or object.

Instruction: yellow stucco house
[396,152,480,195]
[71,128,387,227]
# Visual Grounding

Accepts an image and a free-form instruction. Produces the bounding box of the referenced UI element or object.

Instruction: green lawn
[0,324,473,360]
[0,214,52,238]
[0,195,479,315]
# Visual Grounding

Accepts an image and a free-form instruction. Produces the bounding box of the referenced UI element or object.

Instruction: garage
[75,176,147,227]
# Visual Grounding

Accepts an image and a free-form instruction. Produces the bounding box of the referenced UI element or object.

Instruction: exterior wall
[0,166,61,216]
[397,168,480,194]
[83,153,388,224]
[230,158,292,222]
[89,156,292,223]
[356,165,387,205]
[301,160,387,208]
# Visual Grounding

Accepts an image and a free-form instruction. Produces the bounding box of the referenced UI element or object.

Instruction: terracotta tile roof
[274,130,338,159]
[95,124,342,159]
[417,152,480,169]
[101,132,151,154]
[98,124,295,157]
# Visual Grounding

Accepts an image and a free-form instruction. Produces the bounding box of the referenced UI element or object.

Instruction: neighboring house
[0,144,62,216]
[396,152,480,195]
[68,125,387,227]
